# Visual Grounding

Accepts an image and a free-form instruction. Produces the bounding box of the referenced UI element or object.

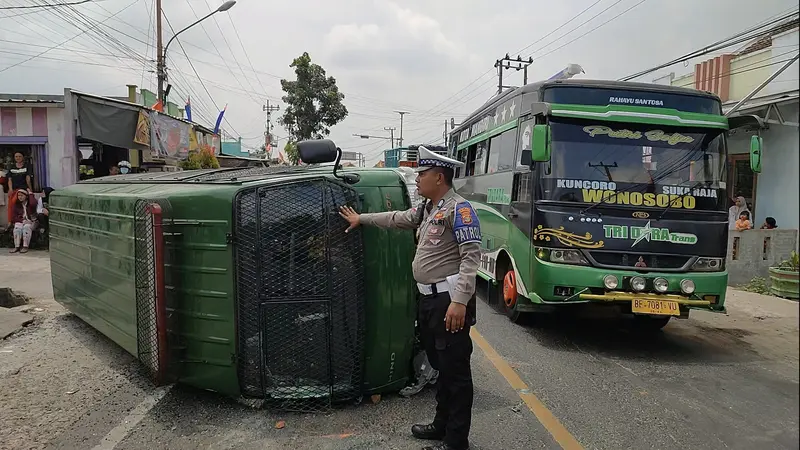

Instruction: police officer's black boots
[411,423,445,440]
[421,442,469,450]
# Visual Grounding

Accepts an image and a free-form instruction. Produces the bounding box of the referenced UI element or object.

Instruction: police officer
[339,146,480,450]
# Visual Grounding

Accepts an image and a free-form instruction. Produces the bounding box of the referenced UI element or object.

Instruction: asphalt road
[2,258,798,450]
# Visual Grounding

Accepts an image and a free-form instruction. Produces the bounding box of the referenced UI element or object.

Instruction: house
[654,17,799,284]
[0,94,67,190]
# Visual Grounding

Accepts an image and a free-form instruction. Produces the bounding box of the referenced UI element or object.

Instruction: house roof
[737,18,799,56]
[0,93,65,105]
[69,89,216,135]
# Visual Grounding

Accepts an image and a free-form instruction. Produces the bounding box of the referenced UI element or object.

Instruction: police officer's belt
[417,280,450,296]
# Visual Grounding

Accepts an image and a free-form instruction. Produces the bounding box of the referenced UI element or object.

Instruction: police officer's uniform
[359,146,480,450]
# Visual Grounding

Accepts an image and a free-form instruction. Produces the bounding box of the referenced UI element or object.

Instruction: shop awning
[725,89,799,129]
[76,93,150,151]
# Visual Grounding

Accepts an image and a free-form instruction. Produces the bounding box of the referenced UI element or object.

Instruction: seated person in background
[10,190,37,253]
[109,165,120,175]
[760,216,778,229]
[36,187,54,233]
[735,211,752,231]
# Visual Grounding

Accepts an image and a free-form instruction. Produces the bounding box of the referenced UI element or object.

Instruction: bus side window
[512,173,532,203]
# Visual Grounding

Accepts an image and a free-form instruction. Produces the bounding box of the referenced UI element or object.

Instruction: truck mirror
[531,124,551,162]
[297,139,338,164]
[749,135,762,173]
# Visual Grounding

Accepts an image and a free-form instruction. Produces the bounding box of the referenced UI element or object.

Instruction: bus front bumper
[526,261,728,313]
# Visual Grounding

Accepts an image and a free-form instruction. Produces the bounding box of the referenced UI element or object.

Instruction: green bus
[449,79,763,329]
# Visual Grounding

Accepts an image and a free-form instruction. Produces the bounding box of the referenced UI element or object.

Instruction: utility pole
[263,100,280,150]
[494,53,533,95]
[443,120,448,146]
[383,126,396,148]
[156,0,164,102]
[394,111,409,147]
[156,1,236,103]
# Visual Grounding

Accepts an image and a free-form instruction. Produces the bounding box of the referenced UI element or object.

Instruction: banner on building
[150,112,191,159]
[134,111,150,147]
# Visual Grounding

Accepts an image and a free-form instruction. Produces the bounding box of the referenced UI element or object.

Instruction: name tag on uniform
[427,224,445,236]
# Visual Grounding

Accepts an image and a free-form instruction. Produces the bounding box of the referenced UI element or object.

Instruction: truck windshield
[540,118,727,212]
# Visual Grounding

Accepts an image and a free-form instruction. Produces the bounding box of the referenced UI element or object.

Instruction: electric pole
[494,53,533,95]
[263,100,280,150]
[394,111,409,147]
[443,120,448,146]
[383,126,396,148]
[156,0,164,102]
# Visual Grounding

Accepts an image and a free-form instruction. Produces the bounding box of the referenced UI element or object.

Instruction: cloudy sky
[0,0,797,165]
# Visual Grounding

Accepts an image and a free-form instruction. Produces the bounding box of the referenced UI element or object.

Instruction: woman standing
[6,151,34,224]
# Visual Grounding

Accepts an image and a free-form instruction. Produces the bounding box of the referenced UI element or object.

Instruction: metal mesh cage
[134,199,175,385]
[234,179,366,412]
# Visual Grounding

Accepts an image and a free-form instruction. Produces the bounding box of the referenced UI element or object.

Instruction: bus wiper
[657,182,705,221]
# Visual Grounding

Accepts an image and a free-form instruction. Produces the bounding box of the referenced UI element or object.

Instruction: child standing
[735,211,752,231]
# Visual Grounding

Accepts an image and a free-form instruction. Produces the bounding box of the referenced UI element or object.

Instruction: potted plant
[769,250,799,300]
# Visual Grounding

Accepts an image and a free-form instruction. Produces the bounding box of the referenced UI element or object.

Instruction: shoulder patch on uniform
[452,201,481,245]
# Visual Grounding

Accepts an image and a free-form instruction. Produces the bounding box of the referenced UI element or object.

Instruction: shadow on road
[478,283,758,365]
[521,312,757,363]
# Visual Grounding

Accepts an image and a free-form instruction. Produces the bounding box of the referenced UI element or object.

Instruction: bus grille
[588,251,691,270]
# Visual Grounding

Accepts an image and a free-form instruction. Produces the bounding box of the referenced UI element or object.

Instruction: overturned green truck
[48,141,422,408]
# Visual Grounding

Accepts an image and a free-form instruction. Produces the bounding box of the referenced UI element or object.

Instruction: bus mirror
[749,135,762,173]
[520,150,532,167]
[531,124,551,162]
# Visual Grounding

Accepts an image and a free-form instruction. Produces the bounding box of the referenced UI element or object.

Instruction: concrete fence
[727,229,798,286]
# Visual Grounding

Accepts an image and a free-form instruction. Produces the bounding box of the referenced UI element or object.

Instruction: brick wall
[727,229,798,285]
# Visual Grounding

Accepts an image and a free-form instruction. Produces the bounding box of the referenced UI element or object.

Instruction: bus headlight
[548,249,589,266]
[680,279,696,294]
[653,277,669,293]
[691,257,724,272]
[603,275,618,290]
[630,276,646,292]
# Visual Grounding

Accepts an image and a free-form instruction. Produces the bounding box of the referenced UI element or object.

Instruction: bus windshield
[539,118,728,212]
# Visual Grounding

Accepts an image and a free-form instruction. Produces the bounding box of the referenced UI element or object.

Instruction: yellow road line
[470,328,585,450]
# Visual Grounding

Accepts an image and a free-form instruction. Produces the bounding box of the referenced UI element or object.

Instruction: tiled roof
[738,18,799,56]
[0,93,64,104]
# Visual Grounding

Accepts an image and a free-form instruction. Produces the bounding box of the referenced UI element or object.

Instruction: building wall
[728,49,773,100]
[727,229,798,285]
[766,29,800,96]
[0,105,67,189]
[727,103,799,230]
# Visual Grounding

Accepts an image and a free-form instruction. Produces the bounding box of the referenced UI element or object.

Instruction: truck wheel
[632,315,671,331]
[498,265,526,324]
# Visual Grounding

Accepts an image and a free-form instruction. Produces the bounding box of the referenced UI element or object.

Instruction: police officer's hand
[338,206,360,233]
[445,302,467,333]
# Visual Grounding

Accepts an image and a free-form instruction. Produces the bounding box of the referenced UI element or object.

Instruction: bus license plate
[632,299,680,316]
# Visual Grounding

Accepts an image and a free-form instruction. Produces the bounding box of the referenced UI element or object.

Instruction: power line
[0,0,98,10]
[620,8,799,81]
[0,0,139,74]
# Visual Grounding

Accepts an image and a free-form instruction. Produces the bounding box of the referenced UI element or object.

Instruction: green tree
[284,140,299,165]
[279,52,348,144]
